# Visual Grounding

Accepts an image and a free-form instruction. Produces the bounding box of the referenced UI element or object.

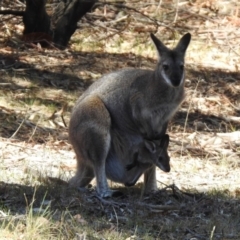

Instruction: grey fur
[68,33,191,197]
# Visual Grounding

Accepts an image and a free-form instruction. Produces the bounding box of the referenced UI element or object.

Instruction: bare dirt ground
[0,0,240,239]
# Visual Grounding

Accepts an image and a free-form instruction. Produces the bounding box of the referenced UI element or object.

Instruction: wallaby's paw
[100,191,113,198]
[124,180,138,187]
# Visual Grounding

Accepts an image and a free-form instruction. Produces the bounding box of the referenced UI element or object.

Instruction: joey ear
[150,33,168,55]
[175,33,191,54]
[144,140,156,153]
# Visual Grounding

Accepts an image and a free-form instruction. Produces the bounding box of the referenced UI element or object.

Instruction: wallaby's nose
[164,166,170,172]
[158,162,171,172]
[171,78,183,88]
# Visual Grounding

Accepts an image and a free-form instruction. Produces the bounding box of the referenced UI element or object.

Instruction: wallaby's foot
[143,185,158,195]
[97,189,123,198]
[68,163,95,189]
[143,181,158,194]
[124,178,139,187]
[124,181,135,187]
[94,194,125,206]
[68,175,92,189]
[143,165,158,194]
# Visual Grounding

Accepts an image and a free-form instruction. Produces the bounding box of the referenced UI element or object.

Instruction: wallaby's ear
[175,33,191,54]
[160,134,169,148]
[144,140,156,153]
[150,33,168,55]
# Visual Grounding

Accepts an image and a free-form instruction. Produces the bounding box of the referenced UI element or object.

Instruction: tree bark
[52,0,97,49]
[22,0,97,49]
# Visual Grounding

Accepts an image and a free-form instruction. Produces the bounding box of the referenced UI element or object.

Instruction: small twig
[219,115,240,123]
[186,228,206,240]
[96,2,174,31]
[99,15,131,41]
[0,83,12,87]
[156,0,163,12]
[225,34,240,57]
[222,234,240,239]
[60,104,68,128]
[109,14,129,24]
[16,0,26,7]
[28,116,42,142]
[179,8,217,22]
[0,210,8,217]
[136,201,180,211]
[47,104,68,128]
[210,226,216,240]
[94,194,179,211]
[61,115,67,128]
[156,180,170,188]
[10,118,25,139]
[3,141,36,151]
[173,0,179,23]
[181,79,200,156]
[94,195,127,207]
[112,206,119,232]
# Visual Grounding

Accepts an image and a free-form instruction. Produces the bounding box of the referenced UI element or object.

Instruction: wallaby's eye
[163,64,169,71]
[180,64,184,70]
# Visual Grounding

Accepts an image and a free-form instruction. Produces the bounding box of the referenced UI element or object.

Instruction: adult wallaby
[126,134,170,172]
[69,32,191,197]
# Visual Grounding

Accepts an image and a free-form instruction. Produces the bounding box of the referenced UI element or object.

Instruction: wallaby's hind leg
[143,165,157,194]
[69,95,113,198]
[87,129,113,198]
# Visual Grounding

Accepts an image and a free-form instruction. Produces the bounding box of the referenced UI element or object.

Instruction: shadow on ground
[1,50,239,141]
[0,180,239,239]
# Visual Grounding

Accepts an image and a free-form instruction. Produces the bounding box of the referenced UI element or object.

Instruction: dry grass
[0,0,240,239]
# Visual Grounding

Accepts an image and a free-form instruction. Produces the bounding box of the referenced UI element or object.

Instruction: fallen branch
[0,10,24,16]
[186,228,207,240]
[136,202,180,211]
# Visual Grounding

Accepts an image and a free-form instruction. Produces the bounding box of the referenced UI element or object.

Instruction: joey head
[126,134,170,172]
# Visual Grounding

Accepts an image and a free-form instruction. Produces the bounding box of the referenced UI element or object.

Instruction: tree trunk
[23,0,51,35]
[23,0,97,49]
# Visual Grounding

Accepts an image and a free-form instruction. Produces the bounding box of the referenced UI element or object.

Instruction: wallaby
[126,134,170,172]
[124,134,170,187]
[69,32,191,197]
